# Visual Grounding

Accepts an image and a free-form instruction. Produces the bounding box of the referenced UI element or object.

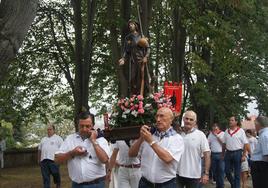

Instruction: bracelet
[149,140,157,147]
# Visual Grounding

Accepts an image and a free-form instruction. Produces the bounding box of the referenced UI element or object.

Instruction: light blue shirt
[251,127,268,162]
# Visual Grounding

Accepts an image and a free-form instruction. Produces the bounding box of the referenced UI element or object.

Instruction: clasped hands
[140,125,153,143]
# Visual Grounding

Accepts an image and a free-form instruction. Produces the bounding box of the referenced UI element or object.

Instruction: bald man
[176,110,211,188]
[129,107,184,188]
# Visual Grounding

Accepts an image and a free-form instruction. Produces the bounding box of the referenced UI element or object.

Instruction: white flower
[122,114,127,119]
[124,109,131,114]
[111,112,118,117]
[144,104,151,109]
[131,110,138,117]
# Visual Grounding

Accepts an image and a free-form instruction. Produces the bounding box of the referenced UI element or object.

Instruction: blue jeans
[224,150,242,188]
[72,180,105,188]
[211,153,225,188]
[139,177,177,188]
[40,159,61,188]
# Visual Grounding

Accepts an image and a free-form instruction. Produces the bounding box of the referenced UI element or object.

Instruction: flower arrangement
[109,91,175,128]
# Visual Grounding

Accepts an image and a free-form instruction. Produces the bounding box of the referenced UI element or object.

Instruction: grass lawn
[0,165,70,188]
[0,165,252,188]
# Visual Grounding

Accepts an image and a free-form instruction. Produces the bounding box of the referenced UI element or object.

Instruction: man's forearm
[93,143,109,163]
[203,151,211,174]
[243,143,250,156]
[150,143,173,163]
[129,138,143,157]
[54,151,74,164]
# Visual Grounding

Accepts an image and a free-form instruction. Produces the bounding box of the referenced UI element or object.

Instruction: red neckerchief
[228,127,240,137]
[216,130,222,135]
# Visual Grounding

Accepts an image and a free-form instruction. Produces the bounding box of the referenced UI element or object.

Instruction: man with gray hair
[251,116,268,188]
[129,107,184,188]
[176,110,211,188]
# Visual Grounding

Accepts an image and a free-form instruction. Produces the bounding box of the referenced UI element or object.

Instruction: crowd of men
[38,108,268,188]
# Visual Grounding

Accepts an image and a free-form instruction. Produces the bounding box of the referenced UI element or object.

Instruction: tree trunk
[118,0,131,98]
[73,0,96,130]
[171,6,186,82]
[107,0,121,96]
[0,0,38,82]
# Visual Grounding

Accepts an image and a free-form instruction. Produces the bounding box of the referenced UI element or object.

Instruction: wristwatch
[92,141,99,146]
[149,140,157,147]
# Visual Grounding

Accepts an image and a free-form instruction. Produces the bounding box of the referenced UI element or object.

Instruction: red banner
[164,81,183,114]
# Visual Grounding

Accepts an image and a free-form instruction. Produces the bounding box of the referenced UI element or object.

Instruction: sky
[247,100,259,116]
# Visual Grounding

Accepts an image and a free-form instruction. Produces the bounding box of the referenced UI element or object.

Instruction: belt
[76,176,105,185]
[120,163,141,168]
[226,149,242,152]
[211,152,222,154]
[140,176,176,187]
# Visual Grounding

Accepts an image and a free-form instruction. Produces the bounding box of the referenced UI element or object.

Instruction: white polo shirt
[56,133,110,183]
[223,128,248,151]
[177,129,210,179]
[112,140,140,165]
[38,134,63,161]
[248,136,258,154]
[139,131,184,183]
[208,131,224,153]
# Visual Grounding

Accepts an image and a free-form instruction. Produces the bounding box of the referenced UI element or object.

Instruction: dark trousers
[40,159,61,188]
[211,153,225,188]
[224,150,242,188]
[139,177,177,188]
[251,161,268,188]
[176,175,199,188]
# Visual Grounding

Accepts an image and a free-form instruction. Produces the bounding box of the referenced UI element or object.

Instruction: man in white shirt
[0,138,6,168]
[108,140,141,188]
[251,116,268,188]
[55,111,110,188]
[176,110,211,188]
[38,124,63,188]
[222,116,250,188]
[129,107,184,188]
[207,123,224,188]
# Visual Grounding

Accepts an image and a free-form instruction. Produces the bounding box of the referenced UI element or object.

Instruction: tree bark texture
[0,0,38,82]
[171,6,186,82]
[73,0,96,130]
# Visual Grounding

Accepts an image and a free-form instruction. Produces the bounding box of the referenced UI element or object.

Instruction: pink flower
[124,101,129,107]
[137,95,144,101]
[139,101,143,109]
[138,108,145,114]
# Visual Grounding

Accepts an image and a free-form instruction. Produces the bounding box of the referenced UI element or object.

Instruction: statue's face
[129,22,137,32]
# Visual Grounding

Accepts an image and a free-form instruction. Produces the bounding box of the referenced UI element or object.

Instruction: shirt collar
[154,127,177,139]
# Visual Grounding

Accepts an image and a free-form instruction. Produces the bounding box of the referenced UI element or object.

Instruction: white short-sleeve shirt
[208,131,224,153]
[112,140,140,165]
[38,134,63,161]
[56,133,110,183]
[177,129,210,179]
[251,127,268,161]
[223,128,248,151]
[139,131,184,183]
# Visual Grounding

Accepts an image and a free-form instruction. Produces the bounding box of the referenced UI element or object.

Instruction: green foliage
[0,120,16,149]
[1,0,268,139]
